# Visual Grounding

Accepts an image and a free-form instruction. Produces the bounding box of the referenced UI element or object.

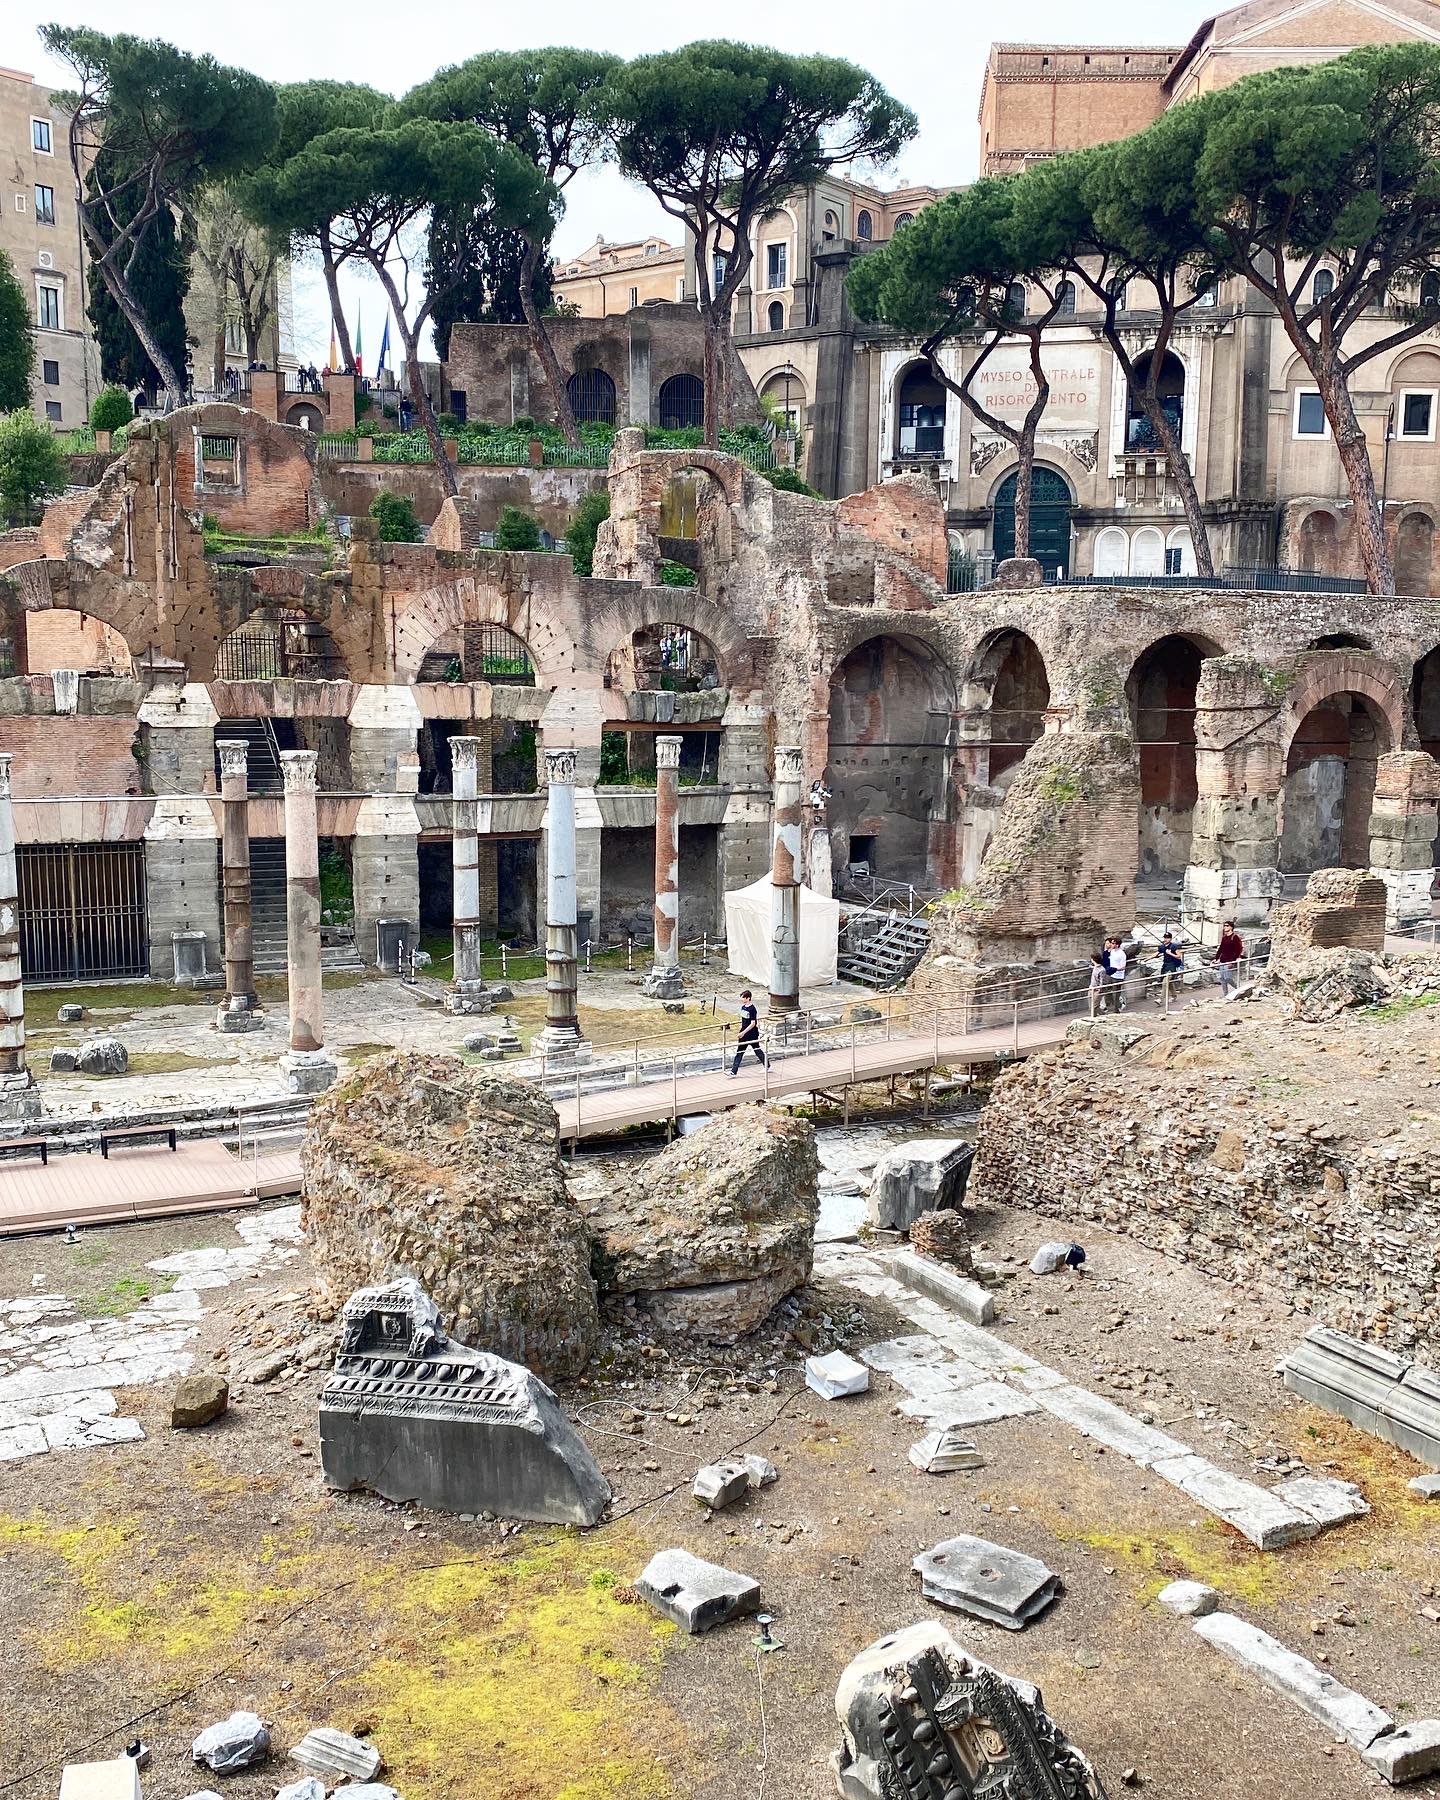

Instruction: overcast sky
[9,0,1197,363]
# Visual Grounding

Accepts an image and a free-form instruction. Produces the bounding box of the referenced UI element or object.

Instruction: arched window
[657,373,705,431]
[1093,527,1128,578]
[1422,271,1440,310]
[894,212,913,229]
[1312,269,1335,306]
[1165,527,1195,576]
[1194,280,1217,307]
[992,466,1073,578]
[1125,349,1184,451]
[1056,280,1077,316]
[768,300,785,332]
[823,209,839,241]
[1005,281,1026,320]
[1131,526,1165,577]
[565,368,616,425]
[896,365,946,456]
[856,209,872,240]
[1109,278,1127,313]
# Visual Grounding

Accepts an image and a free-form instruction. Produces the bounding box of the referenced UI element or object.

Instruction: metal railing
[531,945,1273,1132]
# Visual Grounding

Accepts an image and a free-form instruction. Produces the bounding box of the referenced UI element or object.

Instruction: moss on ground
[74,1272,178,1318]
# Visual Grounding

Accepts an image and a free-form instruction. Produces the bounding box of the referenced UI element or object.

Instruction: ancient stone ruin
[579,1103,819,1340]
[832,1619,1107,1798]
[301,1055,599,1382]
[319,1278,610,1526]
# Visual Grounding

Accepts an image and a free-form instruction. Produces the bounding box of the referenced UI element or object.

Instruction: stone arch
[894,358,946,458]
[1413,641,1440,759]
[284,399,325,432]
[605,620,722,694]
[963,627,1051,788]
[20,605,134,677]
[1126,633,1222,879]
[635,448,747,510]
[1395,509,1436,597]
[389,577,575,686]
[584,586,753,694]
[4,557,159,665]
[1278,655,1404,874]
[826,631,958,886]
[1298,508,1342,575]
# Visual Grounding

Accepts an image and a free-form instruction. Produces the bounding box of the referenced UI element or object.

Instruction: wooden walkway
[0,1139,302,1236]
[551,1003,1123,1143]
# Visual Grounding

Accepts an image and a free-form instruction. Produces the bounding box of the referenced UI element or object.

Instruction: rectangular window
[42,359,59,385]
[629,285,638,309]
[1165,547,1183,575]
[34,184,55,225]
[1400,389,1436,441]
[711,253,727,296]
[766,242,787,290]
[898,402,945,456]
[36,283,61,332]
[1294,390,1327,437]
[45,400,62,422]
[32,118,53,154]
[13,194,25,214]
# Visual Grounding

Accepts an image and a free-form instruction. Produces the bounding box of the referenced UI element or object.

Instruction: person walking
[1087,950,1107,1018]
[1104,935,1128,1012]
[1213,921,1244,998]
[728,989,766,1076]
[1158,931,1184,1009]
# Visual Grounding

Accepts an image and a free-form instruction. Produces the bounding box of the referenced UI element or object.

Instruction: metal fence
[53,426,129,456]
[17,843,148,982]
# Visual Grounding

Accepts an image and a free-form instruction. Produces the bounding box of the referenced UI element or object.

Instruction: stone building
[0,404,1436,995]
[550,234,687,316]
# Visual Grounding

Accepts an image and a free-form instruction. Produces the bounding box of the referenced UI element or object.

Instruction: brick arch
[4,557,164,664]
[388,576,577,685]
[828,615,959,692]
[581,586,754,691]
[1278,652,1405,761]
[633,447,748,508]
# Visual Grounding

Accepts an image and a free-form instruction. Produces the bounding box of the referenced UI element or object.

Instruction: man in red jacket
[1213,921,1244,998]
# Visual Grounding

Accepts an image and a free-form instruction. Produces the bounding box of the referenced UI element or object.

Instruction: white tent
[723,876,841,989]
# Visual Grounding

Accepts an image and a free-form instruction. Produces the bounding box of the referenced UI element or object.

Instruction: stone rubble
[288,1726,383,1782]
[169,1372,228,1429]
[634,1547,761,1634]
[190,1711,270,1774]
[865,1138,973,1231]
[907,1426,985,1474]
[913,1534,1063,1630]
[805,1350,871,1398]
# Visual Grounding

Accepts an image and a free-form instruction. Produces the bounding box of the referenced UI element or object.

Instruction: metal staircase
[836,913,932,989]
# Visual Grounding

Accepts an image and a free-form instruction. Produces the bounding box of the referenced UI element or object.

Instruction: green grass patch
[76,1272,177,1318]
[29,981,210,1013]
[1364,991,1440,1023]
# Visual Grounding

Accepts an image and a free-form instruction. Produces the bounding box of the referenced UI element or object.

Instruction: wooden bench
[0,1135,48,1165]
[99,1123,178,1159]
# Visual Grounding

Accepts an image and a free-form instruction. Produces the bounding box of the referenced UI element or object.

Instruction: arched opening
[1312,269,1334,306]
[1128,635,1211,879]
[1093,526,1127,577]
[1306,632,1373,651]
[285,401,324,432]
[1125,350,1184,451]
[21,609,133,677]
[969,629,1050,787]
[823,209,839,241]
[1396,512,1435,596]
[856,209,872,240]
[657,373,704,431]
[1130,526,1165,577]
[214,610,343,682]
[1056,279,1077,316]
[759,370,805,436]
[1297,509,1341,575]
[767,300,785,331]
[606,622,721,696]
[894,212,913,230]
[828,635,956,884]
[660,475,700,541]
[1165,526,1195,576]
[896,363,946,457]
[1415,645,1440,760]
[415,622,535,687]
[1005,282,1026,319]
[992,466,1072,577]
[1281,691,1394,874]
[566,368,617,425]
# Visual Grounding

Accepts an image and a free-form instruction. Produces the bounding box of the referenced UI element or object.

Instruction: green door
[992,466,1073,578]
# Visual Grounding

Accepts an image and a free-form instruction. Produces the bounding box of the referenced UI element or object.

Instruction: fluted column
[535,747,583,1054]
[642,734,686,999]
[769,745,803,1016]
[446,735,493,1015]
[216,739,258,1028]
[0,754,38,1118]
[279,750,335,1094]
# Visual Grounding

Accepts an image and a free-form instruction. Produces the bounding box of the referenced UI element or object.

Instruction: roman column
[0,753,38,1119]
[769,745,803,1016]
[535,746,583,1054]
[216,738,259,1029]
[642,733,685,999]
[278,750,336,1094]
[446,735,492,1015]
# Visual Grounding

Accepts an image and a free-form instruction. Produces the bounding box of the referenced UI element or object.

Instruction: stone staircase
[836,913,932,989]
[213,717,283,793]
[243,838,365,977]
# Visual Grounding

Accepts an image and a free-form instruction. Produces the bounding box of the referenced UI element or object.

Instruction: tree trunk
[519,238,579,446]
[320,229,356,373]
[92,249,186,405]
[1322,363,1392,594]
[714,307,736,432]
[212,319,227,394]
[375,263,457,498]
[700,305,721,447]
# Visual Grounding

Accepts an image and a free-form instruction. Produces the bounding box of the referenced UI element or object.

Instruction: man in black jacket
[728,990,767,1076]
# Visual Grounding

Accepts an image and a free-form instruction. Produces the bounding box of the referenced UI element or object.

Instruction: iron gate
[17,843,149,982]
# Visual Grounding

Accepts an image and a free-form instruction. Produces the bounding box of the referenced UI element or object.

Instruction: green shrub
[567,488,611,577]
[355,391,374,420]
[660,559,697,587]
[765,465,820,496]
[89,386,134,433]
[0,409,67,524]
[495,505,542,552]
[368,491,422,543]
[436,411,463,434]
[512,415,539,434]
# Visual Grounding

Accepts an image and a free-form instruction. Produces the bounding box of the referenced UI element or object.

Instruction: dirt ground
[1,1155,1436,1800]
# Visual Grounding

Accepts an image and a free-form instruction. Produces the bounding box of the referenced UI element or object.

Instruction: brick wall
[0,713,140,797]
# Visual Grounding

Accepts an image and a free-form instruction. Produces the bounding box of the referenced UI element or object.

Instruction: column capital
[216,739,249,780]
[775,745,803,781]
[544,746,578,786]
[451,736,482,777]
[279,749,319,794]
[0,754,10,800]
[655,734,683,771]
